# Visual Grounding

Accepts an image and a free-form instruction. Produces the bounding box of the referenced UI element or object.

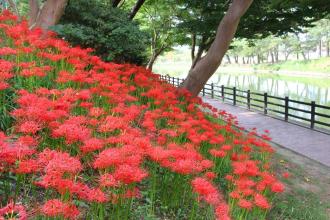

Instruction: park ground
[269,143,330,220]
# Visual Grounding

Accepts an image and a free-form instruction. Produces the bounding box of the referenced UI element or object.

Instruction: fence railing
[159,74,330,132]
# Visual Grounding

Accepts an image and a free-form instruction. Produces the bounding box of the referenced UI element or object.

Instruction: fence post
[211,83,214,98]
[311,101,315,129]
[247,90,251,110]
[285,96,289,121]
[221,85,225,102]
[233,87,236,105]
[264,92,268,114]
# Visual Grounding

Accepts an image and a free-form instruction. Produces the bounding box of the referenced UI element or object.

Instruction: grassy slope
[254,57,330,74]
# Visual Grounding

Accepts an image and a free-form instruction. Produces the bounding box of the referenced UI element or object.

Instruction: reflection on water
[208,73,330,106]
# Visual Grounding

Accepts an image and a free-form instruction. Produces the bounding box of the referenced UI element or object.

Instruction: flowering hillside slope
[0,11,284,220]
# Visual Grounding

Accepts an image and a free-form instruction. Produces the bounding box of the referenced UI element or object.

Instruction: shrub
[53,0,149,65]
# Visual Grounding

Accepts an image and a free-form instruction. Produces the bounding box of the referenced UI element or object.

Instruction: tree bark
[234,55,239,64]
[181,0,253,96]
[128,0,146,20]
[285,51,290,61]
[191,33,196,62]
[270,52,274,64]
[28,0,39,27]
[29,0,68,31]
[147,54,157,71]
[191,36,207,68]
[226,54,231,64]
[112,0,122,7]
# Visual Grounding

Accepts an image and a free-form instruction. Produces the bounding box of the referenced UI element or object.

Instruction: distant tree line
[226,19,330,65]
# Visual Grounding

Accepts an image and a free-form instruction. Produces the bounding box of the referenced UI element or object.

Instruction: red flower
[238,198,253,210]
[254,193,271,209]
[0,201,27,220]
[271,181,285,193]
[41,199,80,220]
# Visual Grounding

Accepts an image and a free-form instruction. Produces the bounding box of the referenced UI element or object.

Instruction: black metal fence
[159,74,330,132]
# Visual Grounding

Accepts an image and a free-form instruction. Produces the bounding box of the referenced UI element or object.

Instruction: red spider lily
[41,199,80,220]
[0,201,27,220]
[0,11,285,219]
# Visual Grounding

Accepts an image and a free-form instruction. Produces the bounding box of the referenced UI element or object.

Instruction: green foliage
[175,0,330,54]
[53,0,149,65]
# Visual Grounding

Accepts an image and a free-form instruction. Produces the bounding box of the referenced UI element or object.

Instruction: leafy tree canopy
[53,0,149,65]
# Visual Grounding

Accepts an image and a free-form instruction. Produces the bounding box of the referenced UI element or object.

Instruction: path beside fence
[203,97,330,167]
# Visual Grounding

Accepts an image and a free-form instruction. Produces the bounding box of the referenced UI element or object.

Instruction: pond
[154,62,330,131]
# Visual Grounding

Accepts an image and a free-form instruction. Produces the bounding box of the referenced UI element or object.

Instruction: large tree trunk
[29,0,68,31]
[182,0,253,96]
[128,0,146,20]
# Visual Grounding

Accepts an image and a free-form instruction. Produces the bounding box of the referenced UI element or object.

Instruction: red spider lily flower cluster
[0,11,285,219]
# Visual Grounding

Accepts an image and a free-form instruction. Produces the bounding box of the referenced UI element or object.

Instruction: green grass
[268,152,330,220]
[255,57,330,74]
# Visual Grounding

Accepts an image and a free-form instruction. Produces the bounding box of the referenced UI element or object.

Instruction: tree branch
[128,0,146,20]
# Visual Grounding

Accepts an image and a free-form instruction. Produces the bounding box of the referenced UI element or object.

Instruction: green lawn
[255,57,330,74]
[268,148,330,220]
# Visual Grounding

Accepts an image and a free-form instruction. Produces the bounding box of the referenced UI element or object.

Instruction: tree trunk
[275,48,279,62]
[112,0,122,7]
[242,57,246,64]
[301,52,307,60]
[327,40,330,57]
[128,0,146,20]
[285,52,290,61]
[270,52,274,64]
[29,0,39,27]
[226,54,231,64]
[29,0,68,31]
[182,0,253,96]
[319,40,322,58]
[191,39,206,69]
[234,56,239,64]
[191,33,196,63]
[257,54,261,64]
[147,54,157,71]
